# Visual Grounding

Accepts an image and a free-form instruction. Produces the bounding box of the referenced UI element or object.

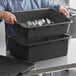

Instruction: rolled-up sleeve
[0,0,7,21]
[42,0,60,11]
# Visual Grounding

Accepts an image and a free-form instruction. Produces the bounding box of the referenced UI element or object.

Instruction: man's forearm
[0,11,4,19]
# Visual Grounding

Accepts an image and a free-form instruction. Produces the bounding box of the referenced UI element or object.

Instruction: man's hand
[3,11,17,24]
[59,6,69,16]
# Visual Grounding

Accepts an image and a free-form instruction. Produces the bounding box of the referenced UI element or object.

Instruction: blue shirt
[0,0,60,12]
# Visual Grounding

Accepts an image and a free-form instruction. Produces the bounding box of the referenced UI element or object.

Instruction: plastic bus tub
[11,8,72,42]
[9,34,70,62]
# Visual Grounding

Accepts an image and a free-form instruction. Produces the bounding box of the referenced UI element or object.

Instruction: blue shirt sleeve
[42,0,60,11]
[0,0,7,11]
[0,0,7,21]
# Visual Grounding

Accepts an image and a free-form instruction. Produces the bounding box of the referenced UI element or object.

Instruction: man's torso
[6,0,43,12]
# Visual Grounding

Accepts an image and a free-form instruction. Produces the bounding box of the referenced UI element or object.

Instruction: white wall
[69,0,76,9]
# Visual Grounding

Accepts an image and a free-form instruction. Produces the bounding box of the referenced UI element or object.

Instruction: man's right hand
[3,11,17,24]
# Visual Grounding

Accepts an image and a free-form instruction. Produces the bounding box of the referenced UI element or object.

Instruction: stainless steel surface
[53,69,76,76]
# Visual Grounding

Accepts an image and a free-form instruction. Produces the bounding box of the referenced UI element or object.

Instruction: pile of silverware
[26,18,54,26]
